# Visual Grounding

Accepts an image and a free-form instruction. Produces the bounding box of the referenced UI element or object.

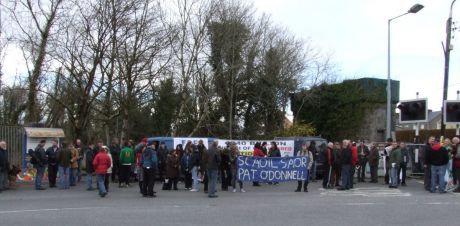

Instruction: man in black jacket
[34,140,48,190]
[85,143,96,190]
[0,141,9,192]
[338,140,352,190]
[423,136,435,191]
[357,142,369,182]
[45,139,60,188]
[425,139,449,193]
[207,141,221,198]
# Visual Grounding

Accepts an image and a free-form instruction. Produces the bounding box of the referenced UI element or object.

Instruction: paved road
[0,178,458,226]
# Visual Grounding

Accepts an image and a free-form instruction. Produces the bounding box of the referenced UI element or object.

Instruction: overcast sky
[2,0,460,112]
[253,0,460,111]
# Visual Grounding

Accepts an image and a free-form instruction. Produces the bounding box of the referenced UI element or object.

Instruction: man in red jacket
[93,146,112,197]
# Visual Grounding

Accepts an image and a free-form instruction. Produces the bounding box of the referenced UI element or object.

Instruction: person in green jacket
[389,142,402,188]
[119,141,135,188]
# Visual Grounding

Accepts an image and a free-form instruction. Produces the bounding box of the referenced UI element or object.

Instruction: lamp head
[408,4,424,13]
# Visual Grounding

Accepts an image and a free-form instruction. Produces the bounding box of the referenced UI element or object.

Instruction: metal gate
[0,125,25,169]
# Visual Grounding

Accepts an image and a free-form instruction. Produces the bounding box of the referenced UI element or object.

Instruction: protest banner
[217,139,295,156]
[173,138,209,149]
[237,156,308,182]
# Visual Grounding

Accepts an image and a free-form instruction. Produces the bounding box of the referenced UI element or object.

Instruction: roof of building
[428,111,441,122]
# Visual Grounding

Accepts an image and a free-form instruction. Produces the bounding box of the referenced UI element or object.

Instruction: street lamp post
[441,0,457,137]
[386,4,424,140]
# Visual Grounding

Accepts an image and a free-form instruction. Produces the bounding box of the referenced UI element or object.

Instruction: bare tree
[5,0,65,124]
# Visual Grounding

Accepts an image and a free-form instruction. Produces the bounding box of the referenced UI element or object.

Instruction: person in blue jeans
[85,143,96,190]
[57,142,72,189]
[33,140,47,190]
[93,146,111,198]
[206,141,221,198]
[424,140,449,193]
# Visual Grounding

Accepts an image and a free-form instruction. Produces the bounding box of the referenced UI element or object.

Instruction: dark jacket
[45,146,59,165]
[181,152,193,173]
[207,146,221,171]
[268,148,281,157]
[341,148,352,165]
[220,150,231,171]
[166,152,180,178]
[321,147,334,166]
[192,148,201,167]
[368,146,380,167]
[157,147,168,167]
[85,147,96,173]
[57,148,72,168]
[309,144,318,161]
[0,148,8,172]
[425,143,449,166]
[400,147,409,164]
[110,144,121,163]
[34,145,48,166]
[200,147,208,172]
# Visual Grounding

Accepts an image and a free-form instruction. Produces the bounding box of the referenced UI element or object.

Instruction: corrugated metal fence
[0,125,25,168]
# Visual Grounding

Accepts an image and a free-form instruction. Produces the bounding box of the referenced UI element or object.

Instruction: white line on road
[0,207,106,214]
[345,203,376,206]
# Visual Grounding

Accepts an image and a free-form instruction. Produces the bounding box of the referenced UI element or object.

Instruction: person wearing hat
[93,145,112,197]
[142,140,159,197]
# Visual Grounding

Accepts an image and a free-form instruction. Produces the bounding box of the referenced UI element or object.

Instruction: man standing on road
[45,139,60,188]
[338,140,352,190]
[85,142,96,190]
[368,143,380,183]
[398,142,409,186]
[357,141,369,183]
[0,141,9,192]
[119,141,135,188]
[425,140,449,193]
[110,139,121,183]
[423,136,435,191]
[207,141,221,198]
[57,142,72,189]
[389,142,401,188]
[333,142,342,187]
[142,141,158,198]
[34,140,47,190]
[322,142,334,189]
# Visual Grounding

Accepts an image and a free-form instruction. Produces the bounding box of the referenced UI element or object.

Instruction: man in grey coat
[207,141,221,198]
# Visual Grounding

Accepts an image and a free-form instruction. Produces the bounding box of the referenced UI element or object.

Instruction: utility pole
[441,0,457,136]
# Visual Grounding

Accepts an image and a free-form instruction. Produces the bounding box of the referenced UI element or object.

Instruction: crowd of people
[0,135,459,197]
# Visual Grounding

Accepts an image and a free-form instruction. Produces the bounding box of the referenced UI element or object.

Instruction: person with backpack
[142,141,158,197]
[119,141,135,188]
[32,140,47,190]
